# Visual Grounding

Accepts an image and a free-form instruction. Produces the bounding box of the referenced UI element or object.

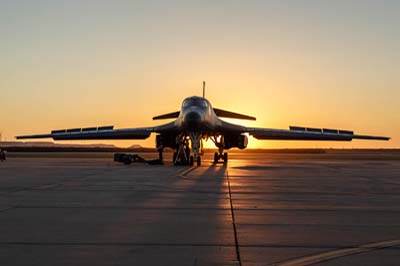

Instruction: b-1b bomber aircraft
[17,82,389,166]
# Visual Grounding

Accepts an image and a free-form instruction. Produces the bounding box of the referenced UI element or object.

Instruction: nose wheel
[187,155,201,166]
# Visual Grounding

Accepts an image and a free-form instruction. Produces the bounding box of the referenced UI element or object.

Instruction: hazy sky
[1,0,399,148]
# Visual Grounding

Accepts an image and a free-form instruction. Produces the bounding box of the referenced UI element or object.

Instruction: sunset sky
[1,1,399,148]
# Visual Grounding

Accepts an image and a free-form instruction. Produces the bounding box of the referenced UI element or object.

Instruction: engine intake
[156,134,178,149]
[224,134,248,150]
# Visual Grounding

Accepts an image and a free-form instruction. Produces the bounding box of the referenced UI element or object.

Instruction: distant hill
[0,141,117,148]
[0,141,155,152]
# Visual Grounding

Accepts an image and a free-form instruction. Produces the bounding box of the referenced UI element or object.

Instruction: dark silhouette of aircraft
[17,82,389,166]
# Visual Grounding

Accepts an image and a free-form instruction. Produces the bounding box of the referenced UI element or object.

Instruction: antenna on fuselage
[202,81,205,98]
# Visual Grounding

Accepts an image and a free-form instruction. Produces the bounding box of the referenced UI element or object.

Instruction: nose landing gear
[189,132,202,167]
[173,133,202,166]
[173,135,191,166]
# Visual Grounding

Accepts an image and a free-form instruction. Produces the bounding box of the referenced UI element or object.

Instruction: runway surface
[0,152,400,265]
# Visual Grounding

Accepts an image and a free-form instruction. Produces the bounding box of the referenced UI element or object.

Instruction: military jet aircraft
[17,82,389,166]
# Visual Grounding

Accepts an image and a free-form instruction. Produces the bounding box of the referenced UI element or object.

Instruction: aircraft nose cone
[183,111,202,126]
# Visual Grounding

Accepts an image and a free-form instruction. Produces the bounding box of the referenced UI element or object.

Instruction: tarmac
[0,152,400,265]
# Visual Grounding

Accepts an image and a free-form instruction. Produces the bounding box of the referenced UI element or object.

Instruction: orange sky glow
[1,1,398,149]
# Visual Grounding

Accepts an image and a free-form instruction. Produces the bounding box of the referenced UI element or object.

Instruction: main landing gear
[211,135,228,164]
[213,151,228,164]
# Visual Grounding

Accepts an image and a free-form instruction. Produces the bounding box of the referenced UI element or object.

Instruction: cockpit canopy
[182,96,209,109]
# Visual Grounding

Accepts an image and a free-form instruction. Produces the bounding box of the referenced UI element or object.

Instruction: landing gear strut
[189,131,202,167]
[173,134,191,166]
[172,133,203,166]
[211,135,228,164]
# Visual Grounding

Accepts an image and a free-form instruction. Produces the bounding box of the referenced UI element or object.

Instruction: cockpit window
[182,98,208,108]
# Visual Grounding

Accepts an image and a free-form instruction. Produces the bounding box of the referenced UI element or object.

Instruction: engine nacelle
[156,134,178,150]
[224,134,248,150]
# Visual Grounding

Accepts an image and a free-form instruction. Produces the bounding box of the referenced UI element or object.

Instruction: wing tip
[15,134,53,140]
[352,135,391,141]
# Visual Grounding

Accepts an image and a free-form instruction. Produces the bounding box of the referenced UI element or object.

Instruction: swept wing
[16,122,177,140]
[245,126,389,141]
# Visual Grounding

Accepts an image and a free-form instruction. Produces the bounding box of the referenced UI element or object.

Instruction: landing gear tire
[214,152,219,163]
[189,156,194,166]
[197,156,201,167]
[223,152,228,164]
[185,147,190,161]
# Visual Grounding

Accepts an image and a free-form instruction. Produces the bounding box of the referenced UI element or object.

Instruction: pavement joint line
[3,242,397,250]
[228,207,400,212]
[34,183,61,190]
[264,239,400,266]
[0,187,31,195]
[177,166,197,178]
[27,189,229,193]
[0,206,17,213]
[7,205,400,212]
[0,242,237,247]
[226,170,242,266]
[238,244,400,249]
[236,223,400,228]
[0,167,117,196]
[14,206,232,210]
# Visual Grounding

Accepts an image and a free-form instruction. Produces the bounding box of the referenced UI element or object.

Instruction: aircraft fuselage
[176,96,219,132]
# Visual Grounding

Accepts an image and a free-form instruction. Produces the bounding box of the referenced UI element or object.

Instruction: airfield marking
[265,239,400,266]
[226,170,242,266]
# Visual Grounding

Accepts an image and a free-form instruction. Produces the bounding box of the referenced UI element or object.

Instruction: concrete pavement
[0,152,399,265]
